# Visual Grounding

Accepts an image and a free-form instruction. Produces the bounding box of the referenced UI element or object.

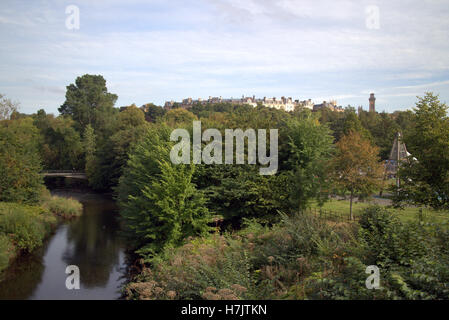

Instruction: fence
[308,207,360,222]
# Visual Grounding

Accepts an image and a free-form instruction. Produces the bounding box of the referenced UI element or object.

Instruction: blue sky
[1,0,449,114]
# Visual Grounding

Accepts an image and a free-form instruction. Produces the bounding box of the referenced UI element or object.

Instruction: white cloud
[0,0,448,113]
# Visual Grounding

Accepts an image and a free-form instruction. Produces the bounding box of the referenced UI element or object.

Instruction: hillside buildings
[164,96,343,112]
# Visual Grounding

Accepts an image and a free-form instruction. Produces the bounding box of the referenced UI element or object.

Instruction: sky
[1,0,449,114]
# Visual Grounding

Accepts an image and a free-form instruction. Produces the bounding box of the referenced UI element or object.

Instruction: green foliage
[118,125,212,258]
[142,103,166,122]
[41,195,83,219]
[83,124,96,181]
[194,164,287,221]
[190,102,253,119]
[125,211,356,300]
[125,201,449,300]
[342,110,372,140]
[0,117,44,203]
[162,108,197,127]
[87,105,148,190]
[358,206,426,268]
[282,114,334,212]
[125,235,260,300]
[393,92,449,210]
[0,202,56,252]
[304,256,385,300]
[33,111,84,170]
[58,74,118,133]
[359,111,400,160]
[191,106,291,221]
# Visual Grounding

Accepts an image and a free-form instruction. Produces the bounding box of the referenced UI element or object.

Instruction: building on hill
[164,96,340,112]
[312,100,343,112]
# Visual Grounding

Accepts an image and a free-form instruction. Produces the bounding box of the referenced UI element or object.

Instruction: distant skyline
[1,0,449,114]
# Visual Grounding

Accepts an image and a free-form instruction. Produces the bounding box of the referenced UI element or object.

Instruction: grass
[309,198,449,223]
[41,195,83,219]
[0,193,83,273]
[0,234,13,272]
[0,202,56,270]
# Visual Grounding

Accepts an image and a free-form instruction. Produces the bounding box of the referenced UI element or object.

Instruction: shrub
[359,206,427,268]
[125,234,262,300]
[0,202,56,252]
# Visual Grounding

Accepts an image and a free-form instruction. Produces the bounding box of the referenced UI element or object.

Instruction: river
[0,189,129,300]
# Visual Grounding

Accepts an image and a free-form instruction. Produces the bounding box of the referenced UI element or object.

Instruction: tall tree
[330,131,383,220]
[59,74,118,133]
[392,93,449,209]
[87,105,148,190]
[117,125,211,258]
[283,113,335,213]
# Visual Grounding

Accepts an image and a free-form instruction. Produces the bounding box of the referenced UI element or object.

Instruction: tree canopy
[393,93,449,209]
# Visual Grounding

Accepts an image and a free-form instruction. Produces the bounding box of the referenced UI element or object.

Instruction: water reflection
[0,193,128,300]
[0,246,45,299]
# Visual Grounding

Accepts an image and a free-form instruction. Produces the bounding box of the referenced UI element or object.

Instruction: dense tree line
[1,74,447,261]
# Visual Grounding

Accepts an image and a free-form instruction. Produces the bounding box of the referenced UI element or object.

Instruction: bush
[359,206,427,268]
[303,206,449,300]
[0,202,56,253]
[125,205,449,300]
[125,234,261,300]
[125,213,355,300]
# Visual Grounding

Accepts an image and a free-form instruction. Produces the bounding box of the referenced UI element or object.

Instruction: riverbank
[0,193,83,274]
[125,206,449,300]
[0,190,129,299]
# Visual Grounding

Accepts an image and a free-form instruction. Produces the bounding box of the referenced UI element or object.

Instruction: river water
[0,190,128,300]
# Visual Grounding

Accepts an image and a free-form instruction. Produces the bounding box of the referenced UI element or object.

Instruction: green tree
[163,108,197,127]
[87,105,148,190]
[142,103,166,122]
[0,118,44,203]
[392,93,449,209]
[283,114,334,213]
[117,125,211,258]
[330,131,384,220]
[33,113,84,170]
[83,124,96,180]
[59,74,118,133]
[359,111,400,159]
